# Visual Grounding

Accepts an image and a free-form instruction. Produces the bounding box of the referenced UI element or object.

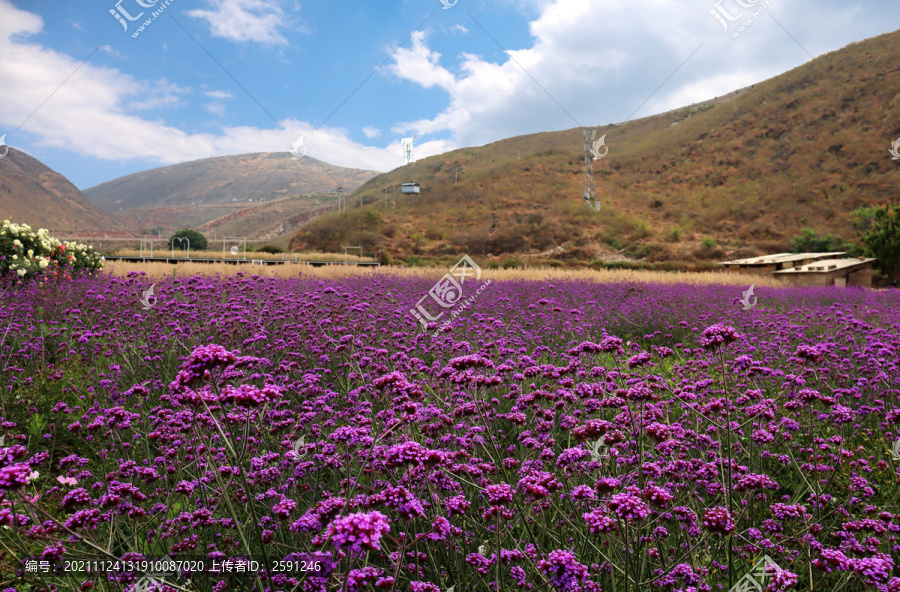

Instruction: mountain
[0,148,134,235]
[292,31,900,265]
[199,195,337,245]
[83,153,379,235]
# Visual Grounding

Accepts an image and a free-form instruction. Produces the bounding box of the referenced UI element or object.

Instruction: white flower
[26,471,39,483]
[17,269,26,276]
[27,249,33,257]
[11,254,17,260]
[12,239,21,247]
[39,260,49,269]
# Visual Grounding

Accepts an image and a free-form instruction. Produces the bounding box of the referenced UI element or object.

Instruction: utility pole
[583,129,602,212]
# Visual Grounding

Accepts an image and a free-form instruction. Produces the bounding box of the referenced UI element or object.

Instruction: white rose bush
[0,220,103,281]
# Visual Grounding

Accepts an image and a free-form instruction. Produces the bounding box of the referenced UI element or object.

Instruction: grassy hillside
[83,152,379,236]
[291,31,900,267]
[199,194,338,246]
[0,148,135,234]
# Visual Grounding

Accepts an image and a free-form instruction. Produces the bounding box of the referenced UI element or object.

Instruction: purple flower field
[1,272,899,592]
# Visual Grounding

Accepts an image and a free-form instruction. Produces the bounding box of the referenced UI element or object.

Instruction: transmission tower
[583,129,600,212]
[401,134,416,165]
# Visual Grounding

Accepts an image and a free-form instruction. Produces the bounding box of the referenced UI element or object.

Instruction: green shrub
[168,228,208,251]
[256,245,284,254]
[364,211,382,228]
[668,226,682,242]
[624,243,652,259]
[790,227,848,253]
[852,204,900,281]
[700,236,717,251]
[298,214,350,252]
[602,234,624,250]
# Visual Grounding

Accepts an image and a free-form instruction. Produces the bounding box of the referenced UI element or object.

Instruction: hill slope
[292,31,900,265]
[0,148,134,234]
[199,194,337,244]
[83,153,379,234]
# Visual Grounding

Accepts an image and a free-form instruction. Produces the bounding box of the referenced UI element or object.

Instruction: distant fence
[102,256,380,268]
[54,237,279,245]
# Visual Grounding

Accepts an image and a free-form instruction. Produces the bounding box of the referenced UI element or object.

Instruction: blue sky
[0,0,898,191]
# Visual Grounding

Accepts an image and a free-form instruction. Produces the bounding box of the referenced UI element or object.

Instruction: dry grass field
[103,258,783,286]
[112,248,376,262]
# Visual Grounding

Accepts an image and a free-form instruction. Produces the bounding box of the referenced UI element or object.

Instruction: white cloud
[0,0,42,41]
[285,122,454,172]
[0,0,893,186]
[186,0,291,45]
[126,79,189,111]
[651,70,772,115]
[205,90,234,99]
[388,0,883,150]
[388,30,456,92]
[0,0,406,174]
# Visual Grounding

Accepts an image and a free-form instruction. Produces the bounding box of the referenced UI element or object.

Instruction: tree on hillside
[168,229,208,252]
[851,203,900,282]
[790,228,849,253]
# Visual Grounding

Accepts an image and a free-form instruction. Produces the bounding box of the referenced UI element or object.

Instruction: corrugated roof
[774,258,876,274]
[721,252,846,266]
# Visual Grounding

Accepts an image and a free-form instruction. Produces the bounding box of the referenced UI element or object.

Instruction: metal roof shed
[720,252,846,275]
[773,257,876,288]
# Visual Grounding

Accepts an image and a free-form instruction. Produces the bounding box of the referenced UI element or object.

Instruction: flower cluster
[608,492,650,522]
[699,323,741,351]
[702,507,736,535]
[325,511,391,555]
[0,219,102,280]
[0,462,32,491]
[0,275,896,592]
[536,550,595,591]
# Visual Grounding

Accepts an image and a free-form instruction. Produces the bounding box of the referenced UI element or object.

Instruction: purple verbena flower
[0,463,32,491]
[699,324,740,351]
[608,493,650,522]
[325,511,390,555]
[702,507,735,535]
